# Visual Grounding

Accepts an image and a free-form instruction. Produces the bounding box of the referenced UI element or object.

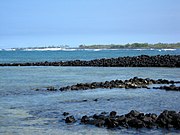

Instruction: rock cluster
[65,115,76,123]
[0,55,180,67]
[64,110,180,130]
[59,77,180,91]
[153,85,180,91]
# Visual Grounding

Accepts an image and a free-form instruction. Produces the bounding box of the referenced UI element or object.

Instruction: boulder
[62,112,69,116]
[127,118,144,128]
[65,115,76,123]
[110,111,117,117]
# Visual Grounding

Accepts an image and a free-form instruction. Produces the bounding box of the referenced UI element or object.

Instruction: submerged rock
[47,86,57,91]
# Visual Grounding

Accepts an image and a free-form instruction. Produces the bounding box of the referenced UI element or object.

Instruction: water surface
[0,66,180,135]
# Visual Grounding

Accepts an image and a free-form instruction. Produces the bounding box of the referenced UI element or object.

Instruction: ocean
[0,49,180,135]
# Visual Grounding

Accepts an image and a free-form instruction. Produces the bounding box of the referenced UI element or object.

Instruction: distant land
[79,43,180,49]
[2,43,180,51]
[9,45,69,51]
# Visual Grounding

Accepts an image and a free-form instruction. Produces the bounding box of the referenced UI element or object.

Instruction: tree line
[79,43,180,49]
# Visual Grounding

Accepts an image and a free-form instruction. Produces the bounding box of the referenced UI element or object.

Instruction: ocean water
[0,49,180,135]
[0,49,180,63]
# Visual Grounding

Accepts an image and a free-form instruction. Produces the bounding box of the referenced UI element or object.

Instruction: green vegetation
[79,43,180,49]
[10,43,180,50]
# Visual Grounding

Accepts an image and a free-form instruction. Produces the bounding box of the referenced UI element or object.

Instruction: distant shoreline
[1,48,179,51]
[1,43,180,51]
[78,43,180,49]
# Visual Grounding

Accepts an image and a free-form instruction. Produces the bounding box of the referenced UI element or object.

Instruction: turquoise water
[0,49,180,63]
[0,50,180,135]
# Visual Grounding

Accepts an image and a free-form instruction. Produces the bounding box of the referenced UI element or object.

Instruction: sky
[0,0,180,48]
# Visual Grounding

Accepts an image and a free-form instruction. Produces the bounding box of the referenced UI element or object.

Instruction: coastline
[0,48,179,51]
[1,42,180,51]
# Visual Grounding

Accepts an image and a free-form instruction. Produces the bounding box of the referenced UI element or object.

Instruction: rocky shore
[0,55,180,67]
[64,110,180,130]
[59,77,180,92]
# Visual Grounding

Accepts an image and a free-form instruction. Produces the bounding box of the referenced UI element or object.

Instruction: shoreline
[0,48,179,51]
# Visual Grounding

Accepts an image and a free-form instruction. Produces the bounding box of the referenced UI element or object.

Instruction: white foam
[133,49,147,51]
[4,48,16,51]
[162,49,176,51]
[24,48,65,51]
[61,48,78,51]
[157,49,176,52]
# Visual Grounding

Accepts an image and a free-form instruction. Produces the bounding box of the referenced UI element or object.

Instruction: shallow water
[0,49,180,134]
[0,66,180,134]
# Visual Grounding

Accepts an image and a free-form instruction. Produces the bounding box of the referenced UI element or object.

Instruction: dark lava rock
[63,112,69,116]
[110,111,117,117]
[81,115,90,124]
[1,55,180,67]
[156,110,180,129]
[104,118,119,128]
[153,85,180,91]
[82,99,88,102]
[142,116,155,128]
[64,110,180,130]
[126,110,140,118]
[101,111,108,115]
[65,115,76,123]
[127,118,144,128]
[59,77,180,92]
[95,120,105,127]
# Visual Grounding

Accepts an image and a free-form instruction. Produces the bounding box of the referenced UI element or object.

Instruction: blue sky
[0,0,180,48]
